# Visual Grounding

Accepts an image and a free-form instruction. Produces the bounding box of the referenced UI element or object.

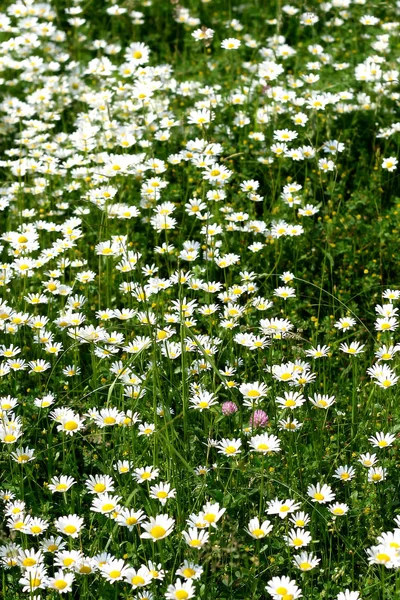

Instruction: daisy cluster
[0,0,399,598]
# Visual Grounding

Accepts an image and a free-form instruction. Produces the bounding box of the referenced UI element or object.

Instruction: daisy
[293,551,320,571]
[140,514,175,541]
[249,433,281,454]
[47,569,75,594]
[221,38,241,50]
[333,466,356,482]
[85,475,115,495]
[217,438,242,456]
[177,560,203,580]
[368,432,396,448]
[290,512,311,528]
[182,527,209,549]
[239,381,268,400]
[329,503,349,516]
[334,317,356,331]
[310,394,336,409]
[284,527,312,548]
[133,466,160,483]
[368,467,387,483]
[340,342,365,355]
[382,157,398,171]
[124,565,152,588]
[202,502,226,527]
[246,517,273,539]
[266,498,301,518]
[165,578,195,599]
[307,483,335,504]
[91,494,122,515]
[276,391,305,410]
[149,482,177,505]
[48,476,76,493]
[54,514,84,538]
[336,591,361,600]
[265,575,302,599]
[116,508,146,530]
[358,453,378,467]
[100,559,130,583]
[305,344,330,359]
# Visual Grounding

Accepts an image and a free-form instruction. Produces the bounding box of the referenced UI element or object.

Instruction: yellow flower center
[292,537,303,547]
[247,390,260,398]
[64,525,77,534]
[252,528,265,538]
[203,513,215,523]
[22,557,36,567]
[190,539,201,547]
[314,493,324,501]
[175,591,189,600]
[104,416,116,425]
[102,503,115,512]
[150,525,166,539]
[63,558,74,567]
[183,568,196,578]
[157,491,168,499]
[64,421,78,431]
[224,445,237,454]
[300,562,312,570]
[93,483,106,493]
[109,570,121,579]
[131,575,145,585]
[126,517,137,525]
[276,587,288,596]
[30,525,42,534]
[54,580,68,590]
[376,553,390,563]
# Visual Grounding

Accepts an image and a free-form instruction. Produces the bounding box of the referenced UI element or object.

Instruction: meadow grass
[0,0,400,598]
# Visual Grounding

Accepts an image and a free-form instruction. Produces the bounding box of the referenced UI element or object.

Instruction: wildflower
[124,565,152,589]
[85,475,115,495]
[333,466,356,482]
[368,432,396,448]
[116,508,146,530]
[177,560,203,580]
[290,512,311,528]
[284,528,312,548]
[149,482,177,505]
[221,401,238,415]
[140,515,175,541]
[249,433,281,454]
[246,517,273,539]
[358,453,378,467]
[165,578,195,599]
[48,476,76,493]
[266,575,302,599]
[54,515,84,538]
[276,391,305,410]
[336,592,361,600]
[334,317,356,331]
[182,527,209,548]
[382,157,398,171]
[217,438,242,456]
[221,38,241,49]
[100,559,130,582]
[249,410,269,428]
[308,483,335,504]
[305,344,330,359]
[266,498,301,518]
[340,342,365,355]
[310,394,336,409]
[368,467,387,483]
[11,447,35,464]
[91,494,122,515]
[293,551,320,571]
[329,503,349,516]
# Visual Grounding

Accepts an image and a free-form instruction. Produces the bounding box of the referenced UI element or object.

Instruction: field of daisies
[1,0,400,598]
